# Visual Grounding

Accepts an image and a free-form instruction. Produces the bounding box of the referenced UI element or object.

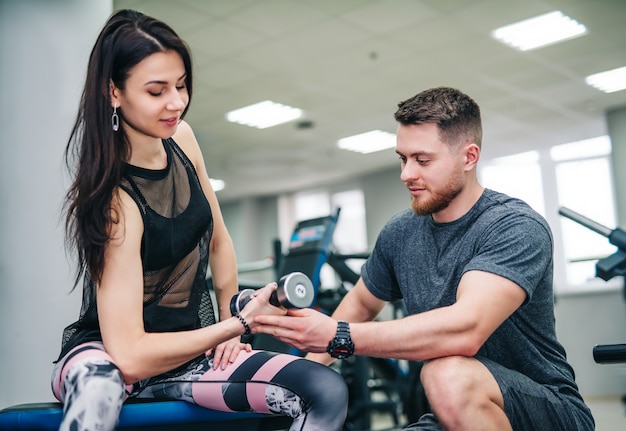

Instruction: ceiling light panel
[491,11,587,51]
[585,66,626,93]
[337,130,396,154]
[226,100,303,129]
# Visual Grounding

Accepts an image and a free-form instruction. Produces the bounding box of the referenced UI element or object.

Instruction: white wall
[361,167,407,249]
[221,197,280,285]
[608,106,626,228]
[221,197,280,265]
[555,289,626,397]
[0,0,112,409]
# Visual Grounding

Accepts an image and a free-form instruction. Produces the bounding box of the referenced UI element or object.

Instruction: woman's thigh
[134,350,304,412]
[51,342,131,402]
[135,349,347,415]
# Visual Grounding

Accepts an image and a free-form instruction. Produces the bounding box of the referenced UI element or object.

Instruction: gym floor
[367,395,626,431]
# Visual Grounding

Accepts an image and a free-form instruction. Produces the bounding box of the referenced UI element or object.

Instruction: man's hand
[253,307,337,354]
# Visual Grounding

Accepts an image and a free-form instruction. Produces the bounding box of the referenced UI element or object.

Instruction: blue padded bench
[0,399,290,430]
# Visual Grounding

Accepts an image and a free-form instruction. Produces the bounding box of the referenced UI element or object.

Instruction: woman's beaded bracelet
[236,313,251,335]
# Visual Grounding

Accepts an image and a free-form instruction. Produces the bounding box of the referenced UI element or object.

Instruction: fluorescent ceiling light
[210,178,225,192]
[585,66,626,93]
[226,100,303,129]
[337,130,396,154]
[491,11,587,51]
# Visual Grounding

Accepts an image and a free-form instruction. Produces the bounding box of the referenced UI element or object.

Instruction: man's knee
[420,356,497,409]
[420,356,475,393]
[420,356,507,429]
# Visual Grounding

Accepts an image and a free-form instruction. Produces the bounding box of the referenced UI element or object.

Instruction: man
[253,87,594,430]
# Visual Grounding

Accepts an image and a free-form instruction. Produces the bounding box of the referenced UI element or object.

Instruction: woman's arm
[173,121,239,321]
[97,193,281,383]
[172,121,250,370]
[96,189,248,383]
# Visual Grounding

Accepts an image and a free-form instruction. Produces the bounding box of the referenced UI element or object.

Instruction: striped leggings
[51,342,348,431]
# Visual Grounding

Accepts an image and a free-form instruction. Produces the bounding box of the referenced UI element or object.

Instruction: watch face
[329,339,354,359]
[333,347,351,359]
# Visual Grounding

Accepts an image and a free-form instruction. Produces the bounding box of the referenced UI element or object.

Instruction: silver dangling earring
[111,104,120,132]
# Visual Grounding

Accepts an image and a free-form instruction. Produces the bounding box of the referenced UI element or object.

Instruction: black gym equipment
[558,206,626,364]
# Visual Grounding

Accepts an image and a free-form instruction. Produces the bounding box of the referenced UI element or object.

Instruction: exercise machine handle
[558,207,612,237]
[558,207,626,251]
[592,344,626,364]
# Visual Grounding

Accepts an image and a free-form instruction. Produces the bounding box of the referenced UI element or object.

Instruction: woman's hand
[238,282,286,324]
[206,282,284,370]
[207,336,252,370]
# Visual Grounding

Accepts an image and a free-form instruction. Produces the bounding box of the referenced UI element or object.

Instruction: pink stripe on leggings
[53,342,129,401]
[247,354,299,413]
[192,350,260,411]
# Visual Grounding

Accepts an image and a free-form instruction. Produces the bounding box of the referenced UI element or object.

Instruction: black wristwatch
[327,320,354,359]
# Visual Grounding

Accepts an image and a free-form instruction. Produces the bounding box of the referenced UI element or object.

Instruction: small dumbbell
[230,272,314,316]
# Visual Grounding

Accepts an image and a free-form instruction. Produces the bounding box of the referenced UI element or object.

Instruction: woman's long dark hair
[64,9,193,288]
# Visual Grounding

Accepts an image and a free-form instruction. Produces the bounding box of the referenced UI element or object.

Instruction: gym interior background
[1,0,626,427]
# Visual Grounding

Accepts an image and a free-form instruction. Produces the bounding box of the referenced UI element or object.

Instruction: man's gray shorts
[402,357,594,430]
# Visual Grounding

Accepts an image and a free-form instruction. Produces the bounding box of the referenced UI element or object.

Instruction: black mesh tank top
[58,138,215,359]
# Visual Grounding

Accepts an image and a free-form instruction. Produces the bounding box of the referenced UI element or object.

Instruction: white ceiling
[114,0,626,203]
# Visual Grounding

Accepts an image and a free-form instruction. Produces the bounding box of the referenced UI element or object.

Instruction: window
[551,137,618,289]
[478,151,545,215]
[331,190,368,254]
[479,136,619,293]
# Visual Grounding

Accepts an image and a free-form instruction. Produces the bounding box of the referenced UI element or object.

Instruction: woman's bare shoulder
[172,121,200,154]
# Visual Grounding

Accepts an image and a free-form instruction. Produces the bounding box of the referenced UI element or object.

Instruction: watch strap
[327,320,354,359]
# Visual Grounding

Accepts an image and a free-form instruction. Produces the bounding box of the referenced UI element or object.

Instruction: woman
[52,9,347,431]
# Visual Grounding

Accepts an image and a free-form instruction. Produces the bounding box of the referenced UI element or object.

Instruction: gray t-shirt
[362,189,581,397]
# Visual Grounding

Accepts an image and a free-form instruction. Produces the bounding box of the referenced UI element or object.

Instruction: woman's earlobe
[109,81,119,108]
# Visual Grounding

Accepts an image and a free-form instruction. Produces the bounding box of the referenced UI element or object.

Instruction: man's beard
[410,178,463,216]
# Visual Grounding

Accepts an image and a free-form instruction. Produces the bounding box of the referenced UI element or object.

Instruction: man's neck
[432,182,484,224]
